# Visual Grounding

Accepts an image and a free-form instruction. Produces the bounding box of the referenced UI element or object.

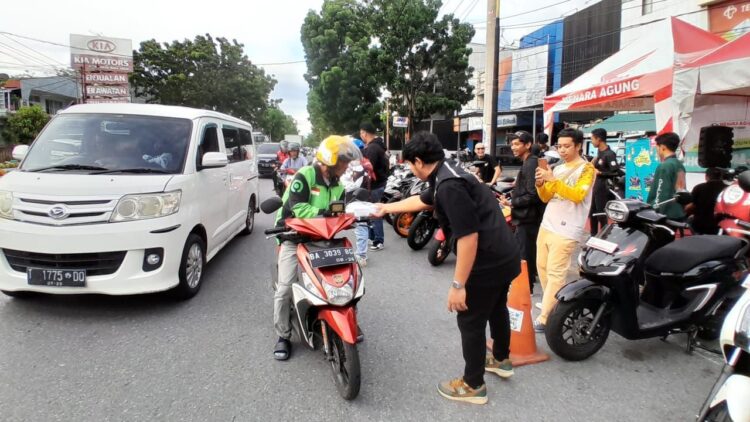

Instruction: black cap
[509,130,534,144]
[359,122,377,134]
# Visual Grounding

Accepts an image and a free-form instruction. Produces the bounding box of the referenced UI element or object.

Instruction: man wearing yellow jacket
[533,128,595,333]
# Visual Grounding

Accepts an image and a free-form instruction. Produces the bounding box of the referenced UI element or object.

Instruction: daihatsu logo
[48,205,70,220]
[87,39,116,53]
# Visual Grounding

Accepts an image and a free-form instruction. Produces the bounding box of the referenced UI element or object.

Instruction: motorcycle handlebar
[665,219,690,230]
[264,227,288,235]
[736,219,750,230]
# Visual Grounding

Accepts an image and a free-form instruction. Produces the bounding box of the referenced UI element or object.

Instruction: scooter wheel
[407,214,434,250]
[427,239,450,266]
[545,299,611,361]
[326,327,361,400]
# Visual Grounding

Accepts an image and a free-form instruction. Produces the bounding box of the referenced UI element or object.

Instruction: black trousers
[589,183,609,236]
[457,278,512,388]
[514,223,539,292]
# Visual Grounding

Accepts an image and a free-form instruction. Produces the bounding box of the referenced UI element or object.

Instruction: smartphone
[538,158,548,170]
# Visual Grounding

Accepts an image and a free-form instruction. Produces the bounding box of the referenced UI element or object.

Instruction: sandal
[273,337,291,361]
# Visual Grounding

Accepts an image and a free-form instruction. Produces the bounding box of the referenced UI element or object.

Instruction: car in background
[257,142,281,177]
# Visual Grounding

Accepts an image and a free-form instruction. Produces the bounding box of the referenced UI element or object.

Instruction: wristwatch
[450,280,464,289]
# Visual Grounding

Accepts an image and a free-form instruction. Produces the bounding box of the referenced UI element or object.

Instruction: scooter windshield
[583,225,648,269]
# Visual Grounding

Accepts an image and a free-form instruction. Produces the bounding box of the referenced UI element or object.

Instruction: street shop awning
[672,31,750,168]
[544,17,725,135]
[581,113,655,136]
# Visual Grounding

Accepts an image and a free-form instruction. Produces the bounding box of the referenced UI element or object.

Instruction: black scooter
[545,194,748,361]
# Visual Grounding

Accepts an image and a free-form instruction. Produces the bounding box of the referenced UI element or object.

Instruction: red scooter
[261,197,367,400]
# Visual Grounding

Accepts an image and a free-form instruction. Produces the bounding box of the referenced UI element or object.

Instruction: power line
[0,33,68,67]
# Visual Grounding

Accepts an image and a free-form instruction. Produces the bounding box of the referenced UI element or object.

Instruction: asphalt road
[0,179,722,421]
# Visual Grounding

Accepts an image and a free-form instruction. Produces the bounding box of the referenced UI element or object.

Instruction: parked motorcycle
[545,193,748,361]
[381,165,415,226]
[392,178,429,238]
[261,195,371,400]
[407,210,437,250]
[426,185,513,266]
[697,271,750,421]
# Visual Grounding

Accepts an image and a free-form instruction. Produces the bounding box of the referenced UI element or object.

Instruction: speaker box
[698,126,734,169]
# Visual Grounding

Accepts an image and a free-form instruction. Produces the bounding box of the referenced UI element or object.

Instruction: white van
[0,104,260,299]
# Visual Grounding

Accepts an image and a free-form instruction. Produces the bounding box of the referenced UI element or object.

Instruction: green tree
[130,34,276,126]
[3,105,49,145]
[301,0,383,139]
[260,106,299,142]
[367,0,475,134]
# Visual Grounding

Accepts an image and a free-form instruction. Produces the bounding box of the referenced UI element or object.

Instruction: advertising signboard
[510,45,549,110]
[708,0,750,40]
[70,34,133,103]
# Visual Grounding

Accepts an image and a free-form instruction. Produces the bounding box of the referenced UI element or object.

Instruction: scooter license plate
[585,237,618,254]
[308,247,356,268]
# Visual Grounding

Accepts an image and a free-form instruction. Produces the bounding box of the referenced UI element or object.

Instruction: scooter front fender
[319,307,358,345]
[556,278,611,303]
[727,374,750,421]
[434,228,445,242]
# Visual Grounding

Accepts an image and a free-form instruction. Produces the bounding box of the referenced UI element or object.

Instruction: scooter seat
[645,235,745,274]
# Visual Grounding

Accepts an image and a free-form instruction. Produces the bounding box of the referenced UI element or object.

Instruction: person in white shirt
[279,142,308,172]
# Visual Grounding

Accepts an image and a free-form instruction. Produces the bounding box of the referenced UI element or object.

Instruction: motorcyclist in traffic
[279,141,308,172]
[272,135,361,360]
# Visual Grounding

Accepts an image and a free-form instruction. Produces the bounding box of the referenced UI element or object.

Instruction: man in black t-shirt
[687,167,726,234]
[374,131,520,405]
[473,142,501,184]
[360,122,389,251]
[589,128,620,235]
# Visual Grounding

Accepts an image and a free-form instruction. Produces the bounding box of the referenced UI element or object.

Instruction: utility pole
[483,0,500,157]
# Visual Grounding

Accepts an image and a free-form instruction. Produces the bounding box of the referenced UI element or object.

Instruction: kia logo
[48,205,70,220]
[87,39,116,53]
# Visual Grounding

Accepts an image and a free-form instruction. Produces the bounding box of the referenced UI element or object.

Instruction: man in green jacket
[273,136,361,360]
[646,132,686,220]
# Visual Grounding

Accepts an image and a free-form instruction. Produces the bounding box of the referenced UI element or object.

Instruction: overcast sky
[0,0,595,136]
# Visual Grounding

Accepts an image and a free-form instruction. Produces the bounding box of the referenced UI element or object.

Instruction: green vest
[274,165,345,227]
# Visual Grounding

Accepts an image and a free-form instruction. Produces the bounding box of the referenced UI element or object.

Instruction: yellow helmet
[316,135,361,166]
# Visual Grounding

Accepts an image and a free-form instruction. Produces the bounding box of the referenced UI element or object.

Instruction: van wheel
[241,197,256,235]
[172,234,205,300]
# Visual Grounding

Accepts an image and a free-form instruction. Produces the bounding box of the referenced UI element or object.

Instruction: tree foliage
[301,0,383,139]
[3,105,49,145]
[302,0,474,136]
[130,34,277,126]
[260,106,298,142]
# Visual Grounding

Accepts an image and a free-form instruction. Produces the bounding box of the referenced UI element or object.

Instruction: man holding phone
[533,129,595,333]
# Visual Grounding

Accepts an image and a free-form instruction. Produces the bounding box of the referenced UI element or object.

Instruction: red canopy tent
[543,17,726,136]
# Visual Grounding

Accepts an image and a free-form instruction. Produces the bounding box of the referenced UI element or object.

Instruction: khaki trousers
[536,227,578,324]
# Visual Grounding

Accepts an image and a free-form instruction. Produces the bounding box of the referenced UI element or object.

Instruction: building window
[642,0,654,15]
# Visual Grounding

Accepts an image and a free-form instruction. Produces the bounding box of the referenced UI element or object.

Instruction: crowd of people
[268,125,722,404]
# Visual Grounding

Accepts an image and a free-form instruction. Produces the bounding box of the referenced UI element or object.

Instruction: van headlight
[110,191,181,222]
[605,201,629,223]
[0,190,13,220]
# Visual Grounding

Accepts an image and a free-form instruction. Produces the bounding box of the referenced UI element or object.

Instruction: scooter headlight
[323,275,354,306]
[605,201,629,223]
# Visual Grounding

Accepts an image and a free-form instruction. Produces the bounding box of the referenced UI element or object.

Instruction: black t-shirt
[420,167,520,285]
[475,155,499,183]
[593,147,619,188]
[691,180,726,234]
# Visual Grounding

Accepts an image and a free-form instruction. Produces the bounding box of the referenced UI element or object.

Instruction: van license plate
[308,247,356,268]
[27,268,86,287]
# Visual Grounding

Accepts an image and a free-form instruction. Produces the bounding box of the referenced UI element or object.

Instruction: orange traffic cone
[487,260,550,366]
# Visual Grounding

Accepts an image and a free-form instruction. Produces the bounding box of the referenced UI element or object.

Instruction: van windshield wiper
[92,168,171,174]
[25,164,110,173]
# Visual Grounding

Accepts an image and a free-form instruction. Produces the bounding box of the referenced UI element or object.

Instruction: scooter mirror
[260,197,283,214]
[739,170,750,193]
[675,191,693,205]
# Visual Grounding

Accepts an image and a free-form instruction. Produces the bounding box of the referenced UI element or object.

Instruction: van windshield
[21,114,192,174]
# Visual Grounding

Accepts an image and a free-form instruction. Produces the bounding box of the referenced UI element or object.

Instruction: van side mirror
[200,152,228,169]
[12,145,29,161]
